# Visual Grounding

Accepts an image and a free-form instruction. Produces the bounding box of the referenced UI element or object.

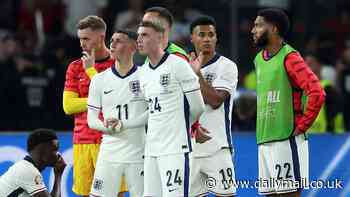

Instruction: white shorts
[190,148,236,196]
[90,158,144,197]
[144,153,190,197]
[258,134,309,195]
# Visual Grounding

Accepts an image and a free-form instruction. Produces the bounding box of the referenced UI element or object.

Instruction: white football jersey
[0,156,47,197]
[139,53,200,156]
[88,65,147,163]
[193,54,238,157]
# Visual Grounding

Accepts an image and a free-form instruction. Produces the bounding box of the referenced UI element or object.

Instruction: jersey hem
[87,104,101,110]
[257,133,295,145]
[213,86,232,92]
[144,151,191,157]
[29,187,47,195]
[192,147,231,158]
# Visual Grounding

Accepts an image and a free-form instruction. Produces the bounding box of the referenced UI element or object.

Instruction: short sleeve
[87,74,102,110]
[173,58,200,93]
[212,61,238,94]
[18,168,47,195]
[64,62,79,92]
[137,67,147,99]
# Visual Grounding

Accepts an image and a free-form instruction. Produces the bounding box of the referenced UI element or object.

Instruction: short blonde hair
[77,15,106,32]
[138,20,165,33]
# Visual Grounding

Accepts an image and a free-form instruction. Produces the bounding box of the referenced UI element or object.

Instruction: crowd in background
[0,0,349,132]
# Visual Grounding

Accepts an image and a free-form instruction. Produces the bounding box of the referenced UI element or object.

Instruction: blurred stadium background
[0,0,349,196]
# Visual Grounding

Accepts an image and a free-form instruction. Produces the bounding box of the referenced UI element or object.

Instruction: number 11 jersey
[88,65,147,163]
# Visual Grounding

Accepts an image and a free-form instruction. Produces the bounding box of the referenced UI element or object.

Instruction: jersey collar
[164,42,171,52]
[111,64,138,79]
[95,55,111,63]
[24,155,44,172]
[149,52,170,70]
[201,53,221,69]
[262,42,286,61]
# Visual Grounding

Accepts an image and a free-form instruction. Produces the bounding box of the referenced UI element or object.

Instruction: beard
[254,31,269,48]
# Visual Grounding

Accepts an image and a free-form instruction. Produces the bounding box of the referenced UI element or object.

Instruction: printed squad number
[166,169,182,187]
[149,97,162,114]
[116,104,128,119]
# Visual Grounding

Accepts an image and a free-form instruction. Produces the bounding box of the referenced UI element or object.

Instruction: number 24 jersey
[139,53,200,157]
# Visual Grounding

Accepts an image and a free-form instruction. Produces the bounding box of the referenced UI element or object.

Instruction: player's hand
[105,118,123,134]
[189,51,204,75]
[53,153,66,176]
[195,126,212,143]
[81,48,95,69]
[293,128,304,136]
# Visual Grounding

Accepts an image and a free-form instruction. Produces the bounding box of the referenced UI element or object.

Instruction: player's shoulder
[172,52,189,62]
[216,55,238,71]
[66,58,83,74]
[285,51,303,61]
[8,159,39,177]
[67,58,83,68]
[217,55,236,66]
[138,62,151,76]
[91,67,113,84]
[168,53,189,66]
[96,67,112,77]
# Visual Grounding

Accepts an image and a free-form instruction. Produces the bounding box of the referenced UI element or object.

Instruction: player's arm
[103,105,149,133]
[86,75,115,134]
[185,89,205,125]
[119,77,149,130]
[87,108,113,133]
[63,91,88,115]
[18,171,51,197]
[285,52,325,135]
[190,54,237,109]
[62,63,88,115]
[174,59,205,124]
[197,73,229,109]
[32,155,66,197]
[62,50,100,115]
[82,49,98,79]
[121,110,149,130]
[85,67,98,79]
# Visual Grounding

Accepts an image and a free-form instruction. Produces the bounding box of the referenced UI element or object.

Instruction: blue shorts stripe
[289,137,301,183]
[183,96,192,151]
[184,153,190,197]
[224,96,232,150]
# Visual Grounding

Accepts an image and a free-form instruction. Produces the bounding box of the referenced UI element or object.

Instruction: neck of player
[95,46,110,61]
[197,49,216,66]
[149,48,165,66]
[266,38,283,57]
[161,32,170,50]
[115,56,134,76]
[30,152,46,170]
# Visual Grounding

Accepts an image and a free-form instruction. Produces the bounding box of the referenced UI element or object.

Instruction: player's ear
[271,25,279,35]
[131,41,137,51]
[158,32,164,42]
[190,33,196,44]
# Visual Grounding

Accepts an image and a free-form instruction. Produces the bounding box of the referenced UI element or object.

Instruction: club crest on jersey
[93,179,103,190]
[129,80,141,96]
[34,175,43,185]
[160,73,171,87]
[204,72,216,85]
